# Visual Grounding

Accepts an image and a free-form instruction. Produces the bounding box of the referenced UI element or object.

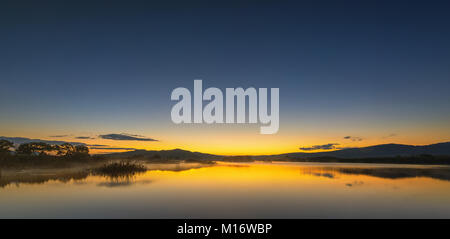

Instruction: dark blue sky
[1,0,450,153]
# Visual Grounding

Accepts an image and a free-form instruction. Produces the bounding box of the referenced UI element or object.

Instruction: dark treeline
[0,139,100,168]
[0,139,89,157]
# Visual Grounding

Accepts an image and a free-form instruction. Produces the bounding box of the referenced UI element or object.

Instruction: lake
[1,161,450,218]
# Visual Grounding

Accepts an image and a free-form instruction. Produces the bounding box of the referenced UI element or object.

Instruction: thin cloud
[121,133,146,138]
[75,136,95,139]
[89,146,138,150]
[49,135,69,138]
[99,133,158,142]
[343,136,363,141]
[382,133,397,139]
[299,143,339,151]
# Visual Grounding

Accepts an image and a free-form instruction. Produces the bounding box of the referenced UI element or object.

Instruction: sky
[1,0,450,155]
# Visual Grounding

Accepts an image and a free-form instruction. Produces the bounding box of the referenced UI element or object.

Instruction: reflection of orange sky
[2,162,450,218]
[4,162,450,202]
[129,163,450,203]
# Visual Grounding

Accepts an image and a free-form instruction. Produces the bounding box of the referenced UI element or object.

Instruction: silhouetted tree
[15,142,89,158]
[54,143,89,157]
[56,143,75,156]
[16,142,53,155]
[74,145,89,155]
[0,140,14,153]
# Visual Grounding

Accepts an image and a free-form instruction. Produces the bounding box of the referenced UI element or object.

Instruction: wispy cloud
[122,133,146,138]
[299,143,339,151]
[343,136,363,141]
[382,133,397,139]
[75,136,95,139]
[49,135,69,138]
[89,146,139,150]
[98,133,158,142]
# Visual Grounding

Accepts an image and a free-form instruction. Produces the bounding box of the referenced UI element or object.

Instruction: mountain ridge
[101,142,450,159]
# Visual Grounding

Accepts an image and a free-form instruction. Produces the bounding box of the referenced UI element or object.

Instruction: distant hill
[3,136,448,160]
[101,142,450,161]
[0,136,85,146]
[278,142,450,159]
[101,148,222,160]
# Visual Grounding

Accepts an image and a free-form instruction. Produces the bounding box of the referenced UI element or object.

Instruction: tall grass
[92,161,147,178]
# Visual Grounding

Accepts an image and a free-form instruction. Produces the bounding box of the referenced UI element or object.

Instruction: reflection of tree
[96,175,138,187]
[0,162,214,188]
[0,168,144,188]
[0,170,89,188]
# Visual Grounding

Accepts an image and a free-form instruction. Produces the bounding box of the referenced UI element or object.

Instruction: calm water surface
[1,161,450,218]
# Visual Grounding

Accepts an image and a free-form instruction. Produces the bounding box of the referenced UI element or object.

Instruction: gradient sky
[1,0,450,155]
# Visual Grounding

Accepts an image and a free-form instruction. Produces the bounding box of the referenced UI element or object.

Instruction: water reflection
[1,162,450,218]
[96,178,153,188]
[2,163,450,189]
[0,162,214,188]
[299,165,450,181]
[0,169,89,188]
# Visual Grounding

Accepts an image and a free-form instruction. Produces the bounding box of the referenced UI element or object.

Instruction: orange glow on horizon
[1,123,449,155]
